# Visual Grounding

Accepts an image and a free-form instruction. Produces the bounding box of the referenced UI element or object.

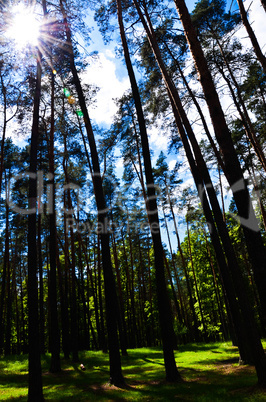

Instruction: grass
[0,342,266,401]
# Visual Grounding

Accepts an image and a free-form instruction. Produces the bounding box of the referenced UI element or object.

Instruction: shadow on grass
[178,343,221,352]
[1,344,266,401]
[142,357,165,366]
[193,356,240,366]
[0,372,28,388]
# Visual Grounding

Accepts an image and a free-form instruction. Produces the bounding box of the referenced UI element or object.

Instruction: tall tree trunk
[163,251,182,325]
[186,215,208,341]
[27,49,44,401]
[60,0,124,385]
[48,69,61,373]
[38,215,45,354]
[77,235,99,349]
[61,195,71,359]
[57,239,71,359]
[0,192,9,352]
[117,0,181,381]
[167,190,196,340]
[77,241,89,349]
[96,235,108,353]
[111,230,128,355]
[203,230,229,340]
[67,191,79,362]
[162,207,185,327]
[4,198,11,356]
[0,71,7,198]
[19,259,26,354]
[41,0,61,370]
[121,229,137,348]
[14,257,21,354]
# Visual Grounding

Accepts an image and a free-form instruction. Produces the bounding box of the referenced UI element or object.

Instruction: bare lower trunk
[27,50,44,402]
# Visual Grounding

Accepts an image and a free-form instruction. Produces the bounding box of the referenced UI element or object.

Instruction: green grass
[0,342,266,401]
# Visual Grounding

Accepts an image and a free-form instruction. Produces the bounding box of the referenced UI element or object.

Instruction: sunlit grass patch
[0,341,265,400]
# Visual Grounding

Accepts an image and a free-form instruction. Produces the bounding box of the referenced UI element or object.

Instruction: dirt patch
[215,363,255,375]
[42,368,74,376]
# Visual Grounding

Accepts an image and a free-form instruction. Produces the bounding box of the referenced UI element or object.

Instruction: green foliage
[192,0,241,37]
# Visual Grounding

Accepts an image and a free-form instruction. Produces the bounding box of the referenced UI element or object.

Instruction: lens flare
[7,4,40,48]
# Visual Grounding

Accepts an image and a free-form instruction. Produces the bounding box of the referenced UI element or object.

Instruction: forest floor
[0,341,266,401]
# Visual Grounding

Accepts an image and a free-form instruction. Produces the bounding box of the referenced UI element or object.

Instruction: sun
[7,4,41,48]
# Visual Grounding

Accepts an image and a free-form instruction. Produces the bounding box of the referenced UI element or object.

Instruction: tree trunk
[68,195,79,363]
[96,235,108,353]
[60,0,124,385]
[0,193,9,352]
[38,215,46,355]
[118,0,181,382]
[162,207,185,327]
[121,229,138,348]
[111,230,128,355]
[4,198,11,356]
[0,71,7,198]
[48,70,61,373]
[203,230,229,340]
[27,49,44,401]
[19,260,27,354]
[186,216,208,341]
[167,190,196,341]
[77,241,90,350]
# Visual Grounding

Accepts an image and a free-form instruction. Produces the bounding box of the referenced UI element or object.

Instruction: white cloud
[235,0,266,51]
[82,52,129,126]
[149,126,169,153]
[169,159,177,170]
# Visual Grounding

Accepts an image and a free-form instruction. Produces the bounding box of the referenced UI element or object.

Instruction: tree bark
[38,215,45,355]
[111,230,128,355]
[48,69,61,373]
[118,0,181,382]
[186,215,208,341]
[60,0,124,385]
[27,49,44,401]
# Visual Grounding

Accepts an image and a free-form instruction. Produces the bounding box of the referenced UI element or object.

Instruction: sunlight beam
[7,4,40,48]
